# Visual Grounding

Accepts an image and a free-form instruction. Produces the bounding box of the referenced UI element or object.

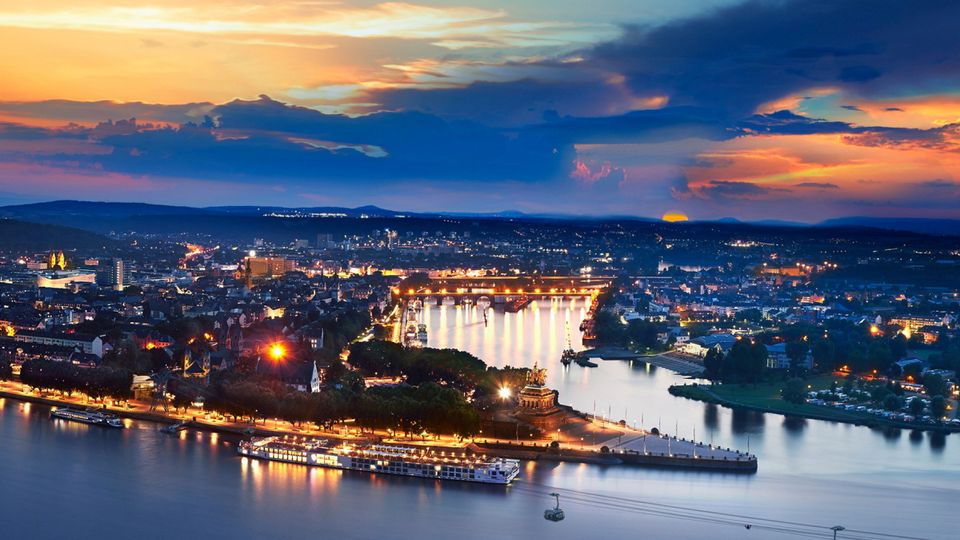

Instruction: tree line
[347,340,529,399]
[19,358,133,401]
[170,371,481,438]
[703,339,768,383]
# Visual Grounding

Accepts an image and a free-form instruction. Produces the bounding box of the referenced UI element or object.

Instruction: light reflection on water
[0,299,956,539]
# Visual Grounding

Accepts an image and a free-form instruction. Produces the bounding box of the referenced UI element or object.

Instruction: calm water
[1,298,955,539]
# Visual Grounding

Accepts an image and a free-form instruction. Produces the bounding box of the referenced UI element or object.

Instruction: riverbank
[669,380,960,433]
[579,348,705,376]
[0,383,756,472]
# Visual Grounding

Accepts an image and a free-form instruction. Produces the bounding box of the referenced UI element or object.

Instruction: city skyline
[2,0,960,221]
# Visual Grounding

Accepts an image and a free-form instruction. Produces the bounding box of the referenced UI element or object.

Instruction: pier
[578,349,706,377]
[472,428,757,473]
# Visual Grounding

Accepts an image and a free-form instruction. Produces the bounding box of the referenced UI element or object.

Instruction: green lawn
[670,375,887,424]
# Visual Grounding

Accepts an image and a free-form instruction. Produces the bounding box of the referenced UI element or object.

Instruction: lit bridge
[396,275,612,304]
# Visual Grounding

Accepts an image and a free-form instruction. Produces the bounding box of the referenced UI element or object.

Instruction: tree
[786,341,809,376]
[626,319,664,350]
[889,334,908,360]
[593,311,627,346]
[0,359,12,383]
[782,378,806,404]
[929,395,946,420]
[726,339,767,383]
[703,347,724,381]
[883,394,903,412]
[812,339,836,371]
[922,374,947,398]
[908,396,925,417]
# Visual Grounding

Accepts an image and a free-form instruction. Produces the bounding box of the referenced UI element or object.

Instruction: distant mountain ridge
[817,216,960,236]
[0,200,958,236]
[0,218,116,251]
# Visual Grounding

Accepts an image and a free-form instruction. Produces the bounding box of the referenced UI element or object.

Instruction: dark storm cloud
[1,96,570,184]
[841,123,960,151]
[838,66,882,83]
[587,0,960,116]
[528,107,733,144]
[0,122,67,141]
[363,0,960,124]
[696,180,791,200]
[737,110,855,135]
[794,182,839,189]
[367,78,637,127]
[0,100,213,125]
[916,179,960,190]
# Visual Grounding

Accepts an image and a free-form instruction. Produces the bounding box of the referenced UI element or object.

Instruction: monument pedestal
[512,363,565,431]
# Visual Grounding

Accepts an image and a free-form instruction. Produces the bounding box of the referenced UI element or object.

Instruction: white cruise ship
[238,436,520,485]
[50,407,125,428]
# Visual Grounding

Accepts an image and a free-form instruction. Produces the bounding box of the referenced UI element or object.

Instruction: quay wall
[2,389,757,472]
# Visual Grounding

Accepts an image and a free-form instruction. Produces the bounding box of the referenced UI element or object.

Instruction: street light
[498,386,511,400]
[831,525,845,539]
[268,342,286,361]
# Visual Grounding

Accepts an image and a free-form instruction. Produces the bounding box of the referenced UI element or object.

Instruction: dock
[474,430,757,473]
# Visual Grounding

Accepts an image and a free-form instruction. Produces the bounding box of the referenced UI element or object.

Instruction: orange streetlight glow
[498,386,511,400]
[268,343,286,361]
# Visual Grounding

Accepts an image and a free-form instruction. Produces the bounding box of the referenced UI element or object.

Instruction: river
[1,298,955,539]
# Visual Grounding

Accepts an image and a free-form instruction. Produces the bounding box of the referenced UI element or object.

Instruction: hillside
[0,219,117,252]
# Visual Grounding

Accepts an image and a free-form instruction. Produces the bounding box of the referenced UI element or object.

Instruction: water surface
[0,298,953,539]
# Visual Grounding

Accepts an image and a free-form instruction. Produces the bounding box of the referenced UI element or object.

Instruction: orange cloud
[683,133,960,202]
[847,95,960,129]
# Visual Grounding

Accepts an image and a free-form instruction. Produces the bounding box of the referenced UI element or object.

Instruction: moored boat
[238,436,520,485]
[50,407,125,429]
[417,323,428,344]
[575,356,598,368]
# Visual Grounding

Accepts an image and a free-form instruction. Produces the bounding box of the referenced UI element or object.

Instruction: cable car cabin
[544,493,565,522]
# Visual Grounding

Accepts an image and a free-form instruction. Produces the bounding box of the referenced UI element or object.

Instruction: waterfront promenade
[0,380,755,472]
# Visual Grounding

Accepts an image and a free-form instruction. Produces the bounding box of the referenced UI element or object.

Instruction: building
[317,233,334,248]
[679,333,737,357]
[257,358,321,393]
[36,270,97,289]
[105,258,125,291]
[12,330,104,357]
[245,257,296,279]
[765,343,813,370]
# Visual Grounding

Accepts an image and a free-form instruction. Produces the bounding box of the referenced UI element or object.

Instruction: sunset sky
[2,0,960,221]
